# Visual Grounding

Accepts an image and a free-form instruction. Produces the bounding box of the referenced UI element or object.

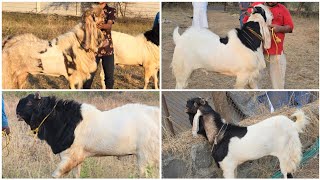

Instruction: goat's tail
[291,110,308,133]
[173,27,180,45]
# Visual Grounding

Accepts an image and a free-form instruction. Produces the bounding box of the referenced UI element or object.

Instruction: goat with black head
[186,97,308,178]
[16,92,160,178]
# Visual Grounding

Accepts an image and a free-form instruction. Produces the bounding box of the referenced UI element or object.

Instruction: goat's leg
[152,68,159,89]
[220,161,237,178]
[175,69,192,89]
[137,153,148,178]
[99,61,106,89]
[143,66,152,89]
[16,72,29,89]
[71,164,82,178]
[192,110,202,137]
[234,73,250,89]
[278,157,291,179]
[52,151,85,178]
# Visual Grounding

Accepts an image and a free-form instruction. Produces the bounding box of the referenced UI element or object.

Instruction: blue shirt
[2,99,8,128]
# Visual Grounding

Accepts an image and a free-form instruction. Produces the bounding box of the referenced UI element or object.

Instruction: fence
[2,2,159,19]
[162,91,318,136]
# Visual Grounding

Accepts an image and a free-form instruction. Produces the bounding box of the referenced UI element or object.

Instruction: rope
[2,130,11,157]
[271,137,319,178]
[30,102,58,139]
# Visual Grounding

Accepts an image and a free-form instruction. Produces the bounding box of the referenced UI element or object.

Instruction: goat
[16,92,160,178]
[186,97,308,178]
[172,4,273,89]
[2,5,105,89]
[99,24,160,89]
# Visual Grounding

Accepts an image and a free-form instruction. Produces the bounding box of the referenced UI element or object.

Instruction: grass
[2,11,156,89]
[2,92,160,178]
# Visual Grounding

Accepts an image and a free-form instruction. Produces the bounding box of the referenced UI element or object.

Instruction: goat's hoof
[52,171,61,178]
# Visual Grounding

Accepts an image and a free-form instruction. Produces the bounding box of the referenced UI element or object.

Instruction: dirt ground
[161,6,319,89]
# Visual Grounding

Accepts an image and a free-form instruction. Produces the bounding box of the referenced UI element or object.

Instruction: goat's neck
[199,107,225,144]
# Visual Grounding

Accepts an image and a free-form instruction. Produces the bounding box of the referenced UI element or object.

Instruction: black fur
[212,124,247,168]
[16,93,83,154]
[219,36,229,44]
[186,97,248,168]
[236,21,262,51]
[144,23,159,46]
[287,173,293,178]
[39,49,47,54]
[48,41,52,47]
[253,6,267,22]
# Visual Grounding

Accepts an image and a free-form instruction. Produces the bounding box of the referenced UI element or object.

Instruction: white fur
[2,6,104,89]
[193,110,308,178]
[171,4,273,89]
[99,31,160,89]
[52,103,160,178]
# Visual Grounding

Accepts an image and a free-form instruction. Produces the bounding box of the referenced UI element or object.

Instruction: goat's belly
[40,49,68,77]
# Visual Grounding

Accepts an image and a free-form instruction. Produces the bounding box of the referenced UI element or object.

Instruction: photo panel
[161,2,319,89]
[162,91,319,178]
[2,2,159,89]
[2,91,160,178]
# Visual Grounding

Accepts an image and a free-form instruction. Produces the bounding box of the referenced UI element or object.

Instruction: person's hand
[97,23,110,30]
[2,126,10,135]
[269,24,282,33]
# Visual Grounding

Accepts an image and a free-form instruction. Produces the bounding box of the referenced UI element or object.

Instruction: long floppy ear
[83,10,98,51]
[259,19,271,49]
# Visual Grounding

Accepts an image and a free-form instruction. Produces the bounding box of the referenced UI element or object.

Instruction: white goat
[189,97,308,178]
[171,4,273,89]
[100,28,160,89]
[17,93,160,177]
[2,5,105,89]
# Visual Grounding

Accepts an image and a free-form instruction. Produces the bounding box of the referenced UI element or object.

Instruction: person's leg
[240,14,244,28]
[83,57,100,89]
[269,52,286,89]
[101,55,115,89]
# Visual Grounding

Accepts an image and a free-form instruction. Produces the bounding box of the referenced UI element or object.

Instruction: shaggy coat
[187,97,307,178]
[100,24,160,89]
[3,5,105,89]
[16,93,160,178]
[172,5,273,89]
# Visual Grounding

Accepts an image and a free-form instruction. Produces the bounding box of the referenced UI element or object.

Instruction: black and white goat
[172,4,273,89]
[186,97,308,178]
[16,92,160,178]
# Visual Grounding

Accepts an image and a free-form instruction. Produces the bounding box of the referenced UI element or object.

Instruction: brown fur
[203,115,218,144]
[2,5,105,89]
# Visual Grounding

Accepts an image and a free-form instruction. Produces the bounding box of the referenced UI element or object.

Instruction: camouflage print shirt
[97,5,116,57]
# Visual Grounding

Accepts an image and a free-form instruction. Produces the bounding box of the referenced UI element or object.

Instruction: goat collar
[246,27,264,43]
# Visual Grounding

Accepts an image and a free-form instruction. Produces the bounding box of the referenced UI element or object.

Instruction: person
[192,2,208,28]
[243,2,294,89]
[2,98,10,135]
[83,2,116,89]
[239,2,251,28]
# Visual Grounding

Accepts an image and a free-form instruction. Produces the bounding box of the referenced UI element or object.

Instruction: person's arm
[269,24,292,33]
[97,20,113,30]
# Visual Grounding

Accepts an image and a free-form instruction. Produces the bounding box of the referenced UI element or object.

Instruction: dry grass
[2,11,156,89]
[2,92,159,178]
[162,101,319,178]
[161,6,319,89]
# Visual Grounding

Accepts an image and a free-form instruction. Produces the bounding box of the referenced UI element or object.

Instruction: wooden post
[36,2,41,13]
[162,94,175,136]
